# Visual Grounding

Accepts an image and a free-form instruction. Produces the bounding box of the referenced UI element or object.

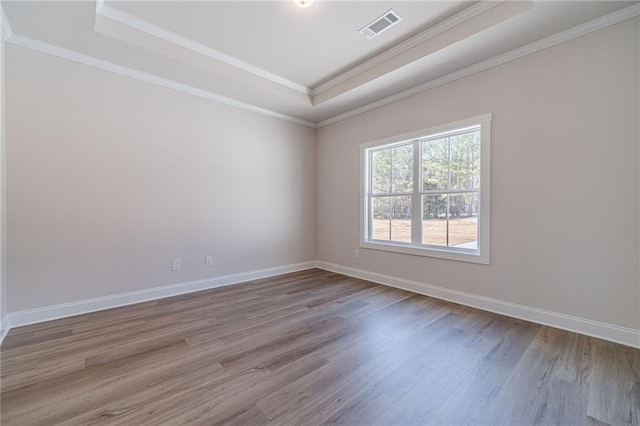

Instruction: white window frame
[360,114,491,264]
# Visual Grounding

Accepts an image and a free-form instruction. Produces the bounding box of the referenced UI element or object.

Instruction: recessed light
[293,0,316,8]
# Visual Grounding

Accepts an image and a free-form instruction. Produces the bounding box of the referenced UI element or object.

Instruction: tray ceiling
[1,1,638,127]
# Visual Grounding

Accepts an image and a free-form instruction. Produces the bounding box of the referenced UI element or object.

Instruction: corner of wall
[0,315,8,346]
[313,126,320,262]
[0,6,8,345]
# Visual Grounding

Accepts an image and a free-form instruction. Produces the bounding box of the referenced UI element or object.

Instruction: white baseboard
[315,261,640,349]
[0,314,8,346]
[4,260,638,349]
[7,261,316,330]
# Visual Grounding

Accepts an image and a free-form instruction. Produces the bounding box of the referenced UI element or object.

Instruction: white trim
[360,114,491,264]
[3,261,639,349]
[3,33,316,128]
[311,0,504,96]
[360,241,483,264]
[95,0,310,96]
[315,261,640,349]
[1,3,636,129]
[95,0,502,99]
[0,315,8,346]
[8,261,316,329]
[317,3,640,128]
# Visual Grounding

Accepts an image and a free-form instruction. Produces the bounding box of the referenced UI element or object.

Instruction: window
[361,114,491,264]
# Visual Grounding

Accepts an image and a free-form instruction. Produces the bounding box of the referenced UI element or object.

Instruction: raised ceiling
[105,1,473,89]
[2,1,638,127]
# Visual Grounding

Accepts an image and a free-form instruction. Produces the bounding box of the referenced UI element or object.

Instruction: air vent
[358,9,402,39]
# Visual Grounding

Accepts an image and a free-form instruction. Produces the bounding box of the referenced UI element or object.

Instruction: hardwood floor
[1,269,638,425]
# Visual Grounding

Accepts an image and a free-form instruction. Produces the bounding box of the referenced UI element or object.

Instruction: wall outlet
[172,259,181,271]
[205,256,214,266]
[354,249,360,258]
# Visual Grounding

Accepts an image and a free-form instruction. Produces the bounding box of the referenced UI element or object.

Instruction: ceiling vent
[358,9,402,39]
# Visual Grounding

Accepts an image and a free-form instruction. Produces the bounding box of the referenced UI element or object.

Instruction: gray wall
[6,44,316,312]
[317,18,640,330]
[4,16,639,336]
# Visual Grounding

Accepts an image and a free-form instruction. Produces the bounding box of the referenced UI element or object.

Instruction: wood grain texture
[1,269,638,425]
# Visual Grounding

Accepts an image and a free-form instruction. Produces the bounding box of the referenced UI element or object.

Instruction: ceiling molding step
[311,0,534,106]
[310,0,505,97]
[317,3,640,128]
[3,30,317,128]
[2,3,637,130]
[1,5,13,41]
[95,0,312,97]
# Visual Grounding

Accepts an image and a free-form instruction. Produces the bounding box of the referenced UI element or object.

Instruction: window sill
[360,241,489,264]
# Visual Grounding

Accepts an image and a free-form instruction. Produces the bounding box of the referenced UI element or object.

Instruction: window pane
[372,150,391,194]
[363,117,488,262]
[391,145,413,193]
[372,196,411,243]
[422,195,447,246]
[391,196,411,243]
[449,193,478,249]
[450,131,480,190]
[422,138,449,191]
[372,196,391,240]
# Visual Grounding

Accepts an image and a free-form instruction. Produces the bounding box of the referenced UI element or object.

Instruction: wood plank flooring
[1,269,638,425]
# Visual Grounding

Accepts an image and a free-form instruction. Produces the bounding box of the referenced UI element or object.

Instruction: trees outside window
[361,114,491,264]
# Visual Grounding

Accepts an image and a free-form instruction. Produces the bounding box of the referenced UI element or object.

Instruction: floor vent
[359,9,402,39]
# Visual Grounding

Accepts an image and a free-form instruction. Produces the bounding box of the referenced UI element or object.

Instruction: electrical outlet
[205,256,213,266]
[172,259,181,271]
[354,249,360,258]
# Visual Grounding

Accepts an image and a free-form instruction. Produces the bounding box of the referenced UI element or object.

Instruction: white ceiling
[107,1,473,88]
[2,1,638,126]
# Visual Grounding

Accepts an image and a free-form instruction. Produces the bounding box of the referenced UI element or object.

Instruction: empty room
[0,0,638,424]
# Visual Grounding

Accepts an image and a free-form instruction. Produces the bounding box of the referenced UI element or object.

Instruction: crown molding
[310,0,534,106]
[94,0,505,101]
[95,0,311,97]
[3,29,316,128]
[310,0,505,97]
[1,3,637,130]
[317,3,640,128]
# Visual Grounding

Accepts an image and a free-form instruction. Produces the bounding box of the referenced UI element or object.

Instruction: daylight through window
[361,115,491,264]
